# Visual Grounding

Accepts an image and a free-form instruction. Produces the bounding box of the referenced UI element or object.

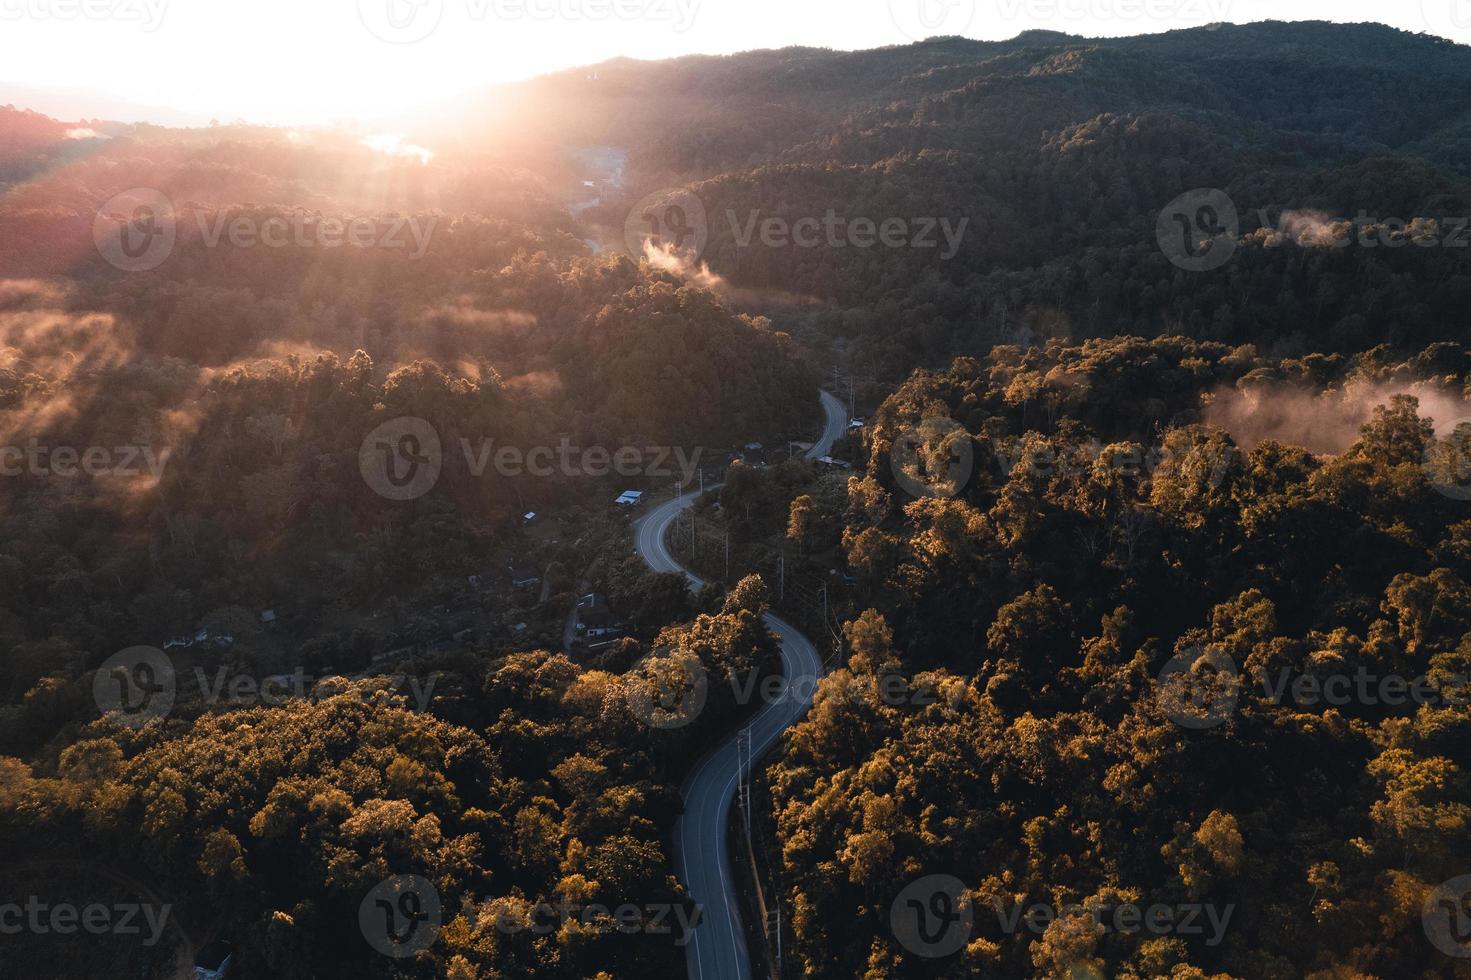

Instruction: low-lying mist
[1204,380,1471,454]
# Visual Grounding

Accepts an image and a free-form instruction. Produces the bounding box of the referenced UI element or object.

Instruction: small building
[615,490,644,506]
[816,455,852,471]
[522,511,537,525]
[576,594,625,640]
[259,609,277,627]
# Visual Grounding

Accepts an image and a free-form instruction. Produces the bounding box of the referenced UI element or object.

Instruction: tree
[788,494,816,557]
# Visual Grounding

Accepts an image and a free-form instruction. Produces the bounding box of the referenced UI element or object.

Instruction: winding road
[634,391,847,980]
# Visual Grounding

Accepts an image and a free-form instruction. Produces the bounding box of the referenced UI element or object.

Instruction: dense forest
[448,22,1471,384]
[0,102,814,976]
[764,337,1471,977]
[5,17,1471,980]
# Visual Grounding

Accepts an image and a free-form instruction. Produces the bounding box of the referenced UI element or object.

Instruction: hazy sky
[2,0,1468,124]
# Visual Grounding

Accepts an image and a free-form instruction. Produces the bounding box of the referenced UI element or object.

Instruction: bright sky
[1,0,1468,124]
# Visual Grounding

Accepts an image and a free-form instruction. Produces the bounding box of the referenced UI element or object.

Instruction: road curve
[633,390,846,980]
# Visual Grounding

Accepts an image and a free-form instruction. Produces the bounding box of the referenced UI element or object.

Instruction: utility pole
[778,555,785,602]
[724,530,730,584]
[764,907,783,979]
[736,729,744,821]
[737,728,752,841]
[774,901,782,978]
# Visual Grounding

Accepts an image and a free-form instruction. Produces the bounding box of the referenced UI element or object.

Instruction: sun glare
[1,0,1459,125]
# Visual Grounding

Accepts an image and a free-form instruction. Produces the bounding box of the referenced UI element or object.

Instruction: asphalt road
[633,390,847,980]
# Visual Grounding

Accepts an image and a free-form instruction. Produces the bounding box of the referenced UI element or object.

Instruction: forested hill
[436,23,1471,175]
[427,22,1471,381]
